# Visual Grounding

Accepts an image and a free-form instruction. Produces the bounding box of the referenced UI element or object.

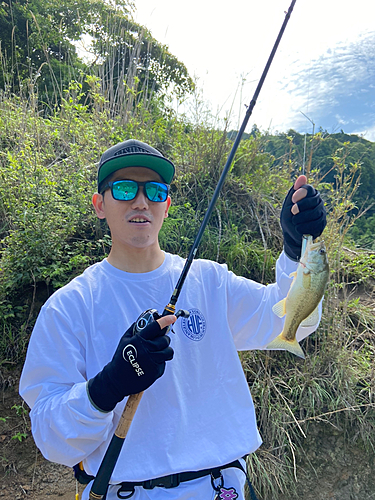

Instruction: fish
[266,235,330,359]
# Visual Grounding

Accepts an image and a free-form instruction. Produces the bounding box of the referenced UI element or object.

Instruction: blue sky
[276,30,375,137]
[132,0,375,140]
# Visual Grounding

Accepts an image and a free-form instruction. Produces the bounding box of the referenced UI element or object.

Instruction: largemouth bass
[266,236,329,359]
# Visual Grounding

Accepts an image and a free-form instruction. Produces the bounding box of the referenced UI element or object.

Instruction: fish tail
[266,334,305,359]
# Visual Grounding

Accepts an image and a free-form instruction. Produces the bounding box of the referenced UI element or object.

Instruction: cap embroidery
[113,146,151,156]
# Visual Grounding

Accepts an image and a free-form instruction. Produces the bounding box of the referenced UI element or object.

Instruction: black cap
[97,139,175,191]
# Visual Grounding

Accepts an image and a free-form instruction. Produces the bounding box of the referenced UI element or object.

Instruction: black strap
[116,458,245,493]
[73,462,95,485]
[73,456,259,500]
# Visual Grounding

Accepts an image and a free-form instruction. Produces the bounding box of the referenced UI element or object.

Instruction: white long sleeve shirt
[19,251,319,483]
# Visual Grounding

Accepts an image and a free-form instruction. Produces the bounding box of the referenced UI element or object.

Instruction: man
[20,139,327,500]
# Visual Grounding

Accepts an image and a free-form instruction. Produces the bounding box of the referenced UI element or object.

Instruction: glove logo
[123,344,144,376]
[181,308,206,341]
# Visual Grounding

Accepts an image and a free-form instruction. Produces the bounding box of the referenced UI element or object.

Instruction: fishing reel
[133,308,190,335]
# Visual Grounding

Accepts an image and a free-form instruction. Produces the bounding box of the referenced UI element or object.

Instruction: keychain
[212,472,239,500]
[214,487,239,500]
[215,488,239,500]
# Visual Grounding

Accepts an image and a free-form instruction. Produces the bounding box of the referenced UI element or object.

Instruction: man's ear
[92,193,106,219]
[164,196,171,218]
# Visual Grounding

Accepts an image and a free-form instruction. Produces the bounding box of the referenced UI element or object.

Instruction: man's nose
[131,187,149,209]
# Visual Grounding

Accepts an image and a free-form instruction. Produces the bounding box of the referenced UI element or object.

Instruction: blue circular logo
[181,308,206,341]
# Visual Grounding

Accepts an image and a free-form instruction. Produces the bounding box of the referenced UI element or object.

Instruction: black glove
[280,183,327,261]
[87,320,174,412]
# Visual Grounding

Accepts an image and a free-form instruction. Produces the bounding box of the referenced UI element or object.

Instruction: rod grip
[115,392,144,438]
[89,392,144,500]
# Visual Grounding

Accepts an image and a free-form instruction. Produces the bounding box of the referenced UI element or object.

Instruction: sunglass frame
[101,179,170,203]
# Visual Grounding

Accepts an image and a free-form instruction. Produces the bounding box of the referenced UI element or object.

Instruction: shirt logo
[181,309,206,341]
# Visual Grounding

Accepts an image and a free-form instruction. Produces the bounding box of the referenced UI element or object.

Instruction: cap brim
[98,153,175,186]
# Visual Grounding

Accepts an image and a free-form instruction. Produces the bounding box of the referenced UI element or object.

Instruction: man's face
[93,167,171,251]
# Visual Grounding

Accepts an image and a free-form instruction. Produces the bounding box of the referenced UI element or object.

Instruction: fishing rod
[89,1,297,498]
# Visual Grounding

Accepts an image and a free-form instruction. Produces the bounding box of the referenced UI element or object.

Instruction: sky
[132,0,375,140]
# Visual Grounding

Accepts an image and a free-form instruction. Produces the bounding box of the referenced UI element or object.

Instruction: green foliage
[340,251,375,285]
[0,0,87,98]
[263,130,375,235]
[11,404,27,417]
[349,213,375,250]
[6,404,29,442]
[11,432,27,442]
[0,82,113,361]
[0,0,193,107]
[240,143,375,499]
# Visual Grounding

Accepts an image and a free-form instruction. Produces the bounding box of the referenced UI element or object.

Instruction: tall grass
[241,152,375,499]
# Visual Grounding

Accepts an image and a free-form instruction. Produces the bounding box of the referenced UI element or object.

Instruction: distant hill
[228,127,375,248]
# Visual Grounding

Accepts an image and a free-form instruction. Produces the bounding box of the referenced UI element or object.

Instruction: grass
[238,159,375,499]
[240,252,375,499]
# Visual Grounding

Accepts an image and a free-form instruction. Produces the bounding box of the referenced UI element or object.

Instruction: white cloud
[353,124,375,142]
[259,30,375,135]
[132,0,375,138]
[335,115,350,126]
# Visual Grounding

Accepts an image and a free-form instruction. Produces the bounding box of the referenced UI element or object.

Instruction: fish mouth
[308,240,326,252]
[300,239,328,269]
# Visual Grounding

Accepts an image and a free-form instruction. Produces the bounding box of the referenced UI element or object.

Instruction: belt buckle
[164,474,180,488]
[143,474,180,489]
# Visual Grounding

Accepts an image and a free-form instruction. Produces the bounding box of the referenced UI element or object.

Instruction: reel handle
[133,308,189,335]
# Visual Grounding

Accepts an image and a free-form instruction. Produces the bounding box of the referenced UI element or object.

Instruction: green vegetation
[1,2,374,498]
[0,0,193,106]
[262,129,375,249]
[243,165,375,497]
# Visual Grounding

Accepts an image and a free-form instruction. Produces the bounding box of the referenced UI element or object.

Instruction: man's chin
[128,237,156,249]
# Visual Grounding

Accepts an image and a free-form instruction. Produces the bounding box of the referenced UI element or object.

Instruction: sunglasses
[101,180,170,203]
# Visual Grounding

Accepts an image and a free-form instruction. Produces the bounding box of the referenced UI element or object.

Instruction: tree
[86,3,194,115]
[0,0,89,99]
[0,0,193,106]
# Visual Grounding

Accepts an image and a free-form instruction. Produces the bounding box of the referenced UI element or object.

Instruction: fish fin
[289,271,297,287]
[302,271,312,289]
[272,298,287,318]
[300,306,320,327]
[266,334,305,359]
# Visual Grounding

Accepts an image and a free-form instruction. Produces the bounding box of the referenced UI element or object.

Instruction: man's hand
[280,175,327,261]
[88,315,176,412]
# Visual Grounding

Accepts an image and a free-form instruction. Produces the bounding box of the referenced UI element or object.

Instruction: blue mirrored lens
[144,182,168,202]
[111,180,168,202]
[112,181,138,200]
